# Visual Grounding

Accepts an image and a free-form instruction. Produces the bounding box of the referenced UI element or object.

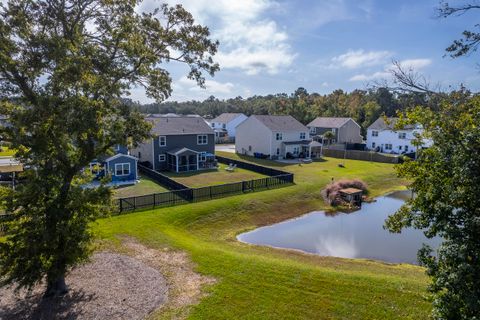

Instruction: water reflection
[237,191,441,264]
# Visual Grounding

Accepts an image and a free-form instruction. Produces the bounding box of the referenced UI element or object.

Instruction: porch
[166,148,217,173]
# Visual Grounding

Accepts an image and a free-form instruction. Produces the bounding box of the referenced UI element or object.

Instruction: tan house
[307,117,363,144]
[235,115,310,159]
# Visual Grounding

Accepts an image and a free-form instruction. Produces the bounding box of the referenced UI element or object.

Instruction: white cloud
[176,76,234,94]
[143,0,295,75]
[349,71,390,82]
[397,58,432,70]
[331,49,393,69]
[349,58,432,82]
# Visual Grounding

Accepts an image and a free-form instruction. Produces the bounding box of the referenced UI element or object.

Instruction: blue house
[89,145,138,186]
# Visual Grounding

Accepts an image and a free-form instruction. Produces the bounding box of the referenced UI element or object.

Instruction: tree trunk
[44,275,68,298]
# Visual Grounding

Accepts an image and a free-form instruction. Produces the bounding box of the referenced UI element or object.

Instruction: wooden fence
[321,148,403,164]
[117,158,294,213]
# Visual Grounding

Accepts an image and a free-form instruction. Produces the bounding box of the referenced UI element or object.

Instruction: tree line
[127,87,438,135]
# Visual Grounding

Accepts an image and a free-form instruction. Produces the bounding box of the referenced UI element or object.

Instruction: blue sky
[132,0,480,103]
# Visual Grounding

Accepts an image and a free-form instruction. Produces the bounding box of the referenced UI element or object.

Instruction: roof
[307,117,352,128]
[211,113,245,124]
[339,188,363,195]
[149,116,214,136]
[253,115,308,132]
[167,147,199,156]
[105,153,137,162]
[368,117,417,131]
[282,140,312,145]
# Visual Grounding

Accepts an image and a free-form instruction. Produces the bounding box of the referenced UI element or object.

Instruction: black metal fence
[116,157,294,213]
[215,155,289,176]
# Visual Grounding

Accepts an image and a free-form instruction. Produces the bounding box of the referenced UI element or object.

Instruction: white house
[208,113,248,140]
[367,117,432,154]
[235,115,311,159]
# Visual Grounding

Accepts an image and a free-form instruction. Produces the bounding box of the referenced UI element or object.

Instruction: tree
[385,93,480,319]
[437,1,480,58]
[322,131,335,146]
[0,0,218,297]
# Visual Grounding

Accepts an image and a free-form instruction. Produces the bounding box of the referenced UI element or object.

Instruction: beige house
[235,115,310,159]
[307,117,363,144]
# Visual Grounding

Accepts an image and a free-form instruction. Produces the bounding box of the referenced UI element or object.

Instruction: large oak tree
[0,0,218,296]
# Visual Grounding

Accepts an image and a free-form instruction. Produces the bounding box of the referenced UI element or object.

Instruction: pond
[237,191,441,264]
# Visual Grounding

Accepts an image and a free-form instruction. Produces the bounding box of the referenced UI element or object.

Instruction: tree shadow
[0,289,96,320]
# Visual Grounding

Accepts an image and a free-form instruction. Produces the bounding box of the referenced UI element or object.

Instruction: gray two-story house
[307,117,363,144]
[133,116,216,172]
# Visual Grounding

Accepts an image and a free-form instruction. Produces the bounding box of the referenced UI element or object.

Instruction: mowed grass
[113,175,168,198]
[164,164,266,188]
[94,153,431,319]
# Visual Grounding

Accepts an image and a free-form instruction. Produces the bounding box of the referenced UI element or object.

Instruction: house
[208,113,248,142]
[235,115,312,159]
[307,117,363,144]
[89,146,138,185]
[132,116,216,172]
[366,117,432,154]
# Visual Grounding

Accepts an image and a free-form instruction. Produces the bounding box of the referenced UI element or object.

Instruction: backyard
[93,153,430,319]
[163,163,266,188]
[113,175,168,198]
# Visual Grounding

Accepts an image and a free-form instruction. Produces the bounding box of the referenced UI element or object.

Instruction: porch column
[176,155,179,173]
[308,145,312,159]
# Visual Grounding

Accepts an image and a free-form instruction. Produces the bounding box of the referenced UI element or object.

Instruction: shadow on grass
[0,289,96,320]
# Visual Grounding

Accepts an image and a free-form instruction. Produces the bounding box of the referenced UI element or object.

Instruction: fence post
[119,199,123,213]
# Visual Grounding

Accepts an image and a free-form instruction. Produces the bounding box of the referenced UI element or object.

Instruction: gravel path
[0,252,168,320]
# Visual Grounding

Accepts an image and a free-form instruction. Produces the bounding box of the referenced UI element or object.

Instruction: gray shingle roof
[149,116,214,135]
[253,115,308,132]
[307,117,351,128]
[211,113,245,124]
[368,117,416,131]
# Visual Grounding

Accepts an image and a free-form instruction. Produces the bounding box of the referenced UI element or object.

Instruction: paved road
[215,144,235,153]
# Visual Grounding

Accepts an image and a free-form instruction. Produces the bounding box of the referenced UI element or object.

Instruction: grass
[94,154,429,319]
[113,175,168,198]
[163,164,266,188]
[0,147,16,157]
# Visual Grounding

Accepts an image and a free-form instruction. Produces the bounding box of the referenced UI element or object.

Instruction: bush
[322,179,368,206]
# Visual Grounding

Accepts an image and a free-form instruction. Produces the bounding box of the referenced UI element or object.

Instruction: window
[222,123,226,129]
[90,162,102,174]
[248,145,252,151]
[159,154,166,162]
[300,132,306,139]
[159,136,166,147]
[211,123,215,128]
[197,135,208,145]
[405,145,409,152]
[276,133,282,141]
[293,147,299,154]
[372,130,378,137]
[332,128,337,133]
[398,132,406,139]
[372,142,376,149]
[199,152,207,162]
[384,144,392,150]
[276,148,280,155]
[399,146,402,150]
[115,163,130,176]
[138,152,141,158]
[310,127,316,134]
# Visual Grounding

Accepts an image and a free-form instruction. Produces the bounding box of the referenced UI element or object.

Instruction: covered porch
[166,148,218,173]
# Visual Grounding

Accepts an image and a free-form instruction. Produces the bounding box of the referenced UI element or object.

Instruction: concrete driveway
[215,144,235,153]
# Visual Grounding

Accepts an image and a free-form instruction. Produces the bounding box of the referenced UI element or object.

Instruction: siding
[153,134,215,171]
[106,155,137,182]
[235,116,273,156]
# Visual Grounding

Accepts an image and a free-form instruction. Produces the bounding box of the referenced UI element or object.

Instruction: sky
[93,1,480,102]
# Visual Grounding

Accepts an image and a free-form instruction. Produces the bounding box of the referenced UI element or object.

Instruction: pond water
[237,191,441,264]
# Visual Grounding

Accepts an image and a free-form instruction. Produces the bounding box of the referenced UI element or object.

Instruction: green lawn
[0,147,16,157]
[113,175,168,198]
[94,154,430,319]
[164,164,266,188]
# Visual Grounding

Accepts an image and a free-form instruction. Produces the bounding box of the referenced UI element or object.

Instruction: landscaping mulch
[0,252,168,320]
